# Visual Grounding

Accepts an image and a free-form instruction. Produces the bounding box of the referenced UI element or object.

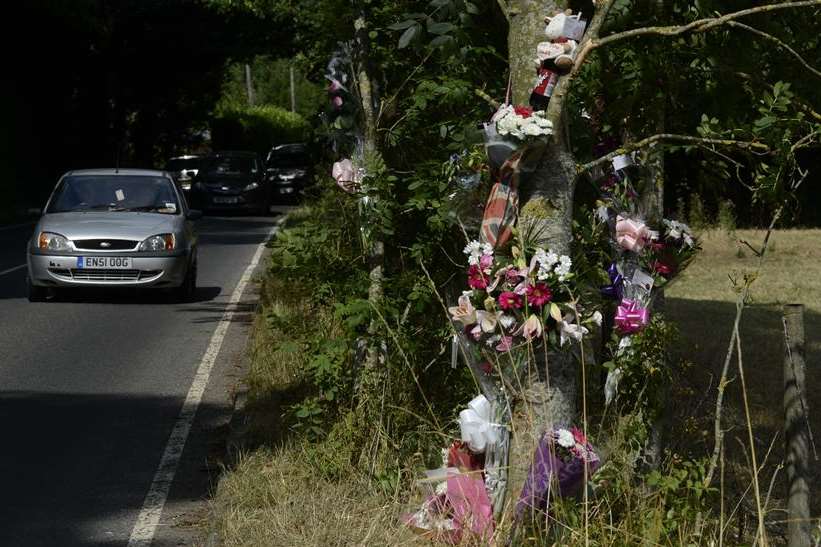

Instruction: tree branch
[725,20,821,80]
[474,88,500,109]
[577,133,770,174]
[572,0,821,74]
[496,0,510,22]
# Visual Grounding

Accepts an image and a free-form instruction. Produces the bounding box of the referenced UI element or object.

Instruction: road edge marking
[0,264,26,277]
[127,226,276,546]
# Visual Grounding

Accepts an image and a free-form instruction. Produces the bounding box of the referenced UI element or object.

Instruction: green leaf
[398,25,419,48]
[465,1,479,14]
[430,35,454,48]
[427,22,454,35]
[388,19,417,30]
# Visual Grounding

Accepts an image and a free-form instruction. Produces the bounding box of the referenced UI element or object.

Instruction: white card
[115,189,125,201]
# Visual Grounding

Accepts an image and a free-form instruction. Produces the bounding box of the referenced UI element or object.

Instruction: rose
[514,106,533,118]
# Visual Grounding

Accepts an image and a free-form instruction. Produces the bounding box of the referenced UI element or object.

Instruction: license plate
[77,256,133,269]
[213,196,239,204]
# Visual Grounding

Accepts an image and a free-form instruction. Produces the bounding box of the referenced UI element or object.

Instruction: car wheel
[27,277,48,302]
[172,259,197,303]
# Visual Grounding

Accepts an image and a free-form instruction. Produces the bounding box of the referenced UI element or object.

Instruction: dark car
[164,155,203,195]
[191,151,269,214]
[264,143,313,203]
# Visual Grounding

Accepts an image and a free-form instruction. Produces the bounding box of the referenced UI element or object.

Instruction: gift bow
[458,395,499,454]
[615,215,652,252]
[600,262,623,300]
[614,298,650,334]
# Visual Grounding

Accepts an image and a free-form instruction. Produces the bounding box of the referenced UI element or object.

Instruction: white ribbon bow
[458,395,499,453]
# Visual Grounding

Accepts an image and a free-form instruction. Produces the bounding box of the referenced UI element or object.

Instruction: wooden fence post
[783,304,811,547]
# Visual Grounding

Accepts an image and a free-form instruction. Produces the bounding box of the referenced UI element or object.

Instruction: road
[0,213,283,546]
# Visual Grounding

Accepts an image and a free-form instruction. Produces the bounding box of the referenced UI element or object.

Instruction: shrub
[211,104,312,155]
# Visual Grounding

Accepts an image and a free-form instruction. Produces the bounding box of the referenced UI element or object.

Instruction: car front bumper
[27,252,189,288]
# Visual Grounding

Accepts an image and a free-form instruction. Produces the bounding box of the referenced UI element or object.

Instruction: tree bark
[506,0,580,516]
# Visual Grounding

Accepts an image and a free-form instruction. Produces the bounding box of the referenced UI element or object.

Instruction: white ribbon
[459,395,500,453]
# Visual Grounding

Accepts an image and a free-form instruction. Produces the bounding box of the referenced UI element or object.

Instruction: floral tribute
[450,240,600,358]
[490,104,554,143]
[596,153,700,404]
[515,427,600,518]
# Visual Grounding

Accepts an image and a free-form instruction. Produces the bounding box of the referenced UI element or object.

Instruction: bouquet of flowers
[491,104,553,143]
[516,426,600,517]
[450,240,599,361]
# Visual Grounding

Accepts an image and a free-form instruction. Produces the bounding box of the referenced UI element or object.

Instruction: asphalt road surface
[0,213,284,546]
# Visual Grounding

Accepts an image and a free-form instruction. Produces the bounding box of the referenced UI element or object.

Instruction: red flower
[498,291,523,310]
[526,283,553,307]
[652,260,675,277]
[467,265,488,289]
[514,106,533,118]
[571,427,587,446]
[480,362,493,375]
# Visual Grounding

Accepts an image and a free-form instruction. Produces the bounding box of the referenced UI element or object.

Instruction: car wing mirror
[187,209,203,221]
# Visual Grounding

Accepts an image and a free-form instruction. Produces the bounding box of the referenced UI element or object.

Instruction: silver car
[27,169,200,302]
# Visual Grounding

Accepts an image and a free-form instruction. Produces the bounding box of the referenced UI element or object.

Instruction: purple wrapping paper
[600,262,624,300]
[515,435,600,518]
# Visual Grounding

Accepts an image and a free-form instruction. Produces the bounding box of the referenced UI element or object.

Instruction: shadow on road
[0,390,230,547]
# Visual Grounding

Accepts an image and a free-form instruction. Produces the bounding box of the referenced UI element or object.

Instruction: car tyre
[172,259,197,303]
[27,277,48,302]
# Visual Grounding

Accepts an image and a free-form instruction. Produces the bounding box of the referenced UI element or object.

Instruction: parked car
[264,143,313,202]
[191,151,269,214]
[26,168,200,302]
[164,155,203,194]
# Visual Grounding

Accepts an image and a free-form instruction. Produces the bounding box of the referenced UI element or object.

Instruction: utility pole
[289,65,296,113]
[245,64,255,106]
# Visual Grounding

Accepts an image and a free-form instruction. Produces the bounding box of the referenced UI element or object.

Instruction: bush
[211,104,312,155]
[688,192,710,231]
[717,199,737,234]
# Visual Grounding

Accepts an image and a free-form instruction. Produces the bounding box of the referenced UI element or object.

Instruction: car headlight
[139,233,176,251]
[38,232,71,251]
[243,182,259,191]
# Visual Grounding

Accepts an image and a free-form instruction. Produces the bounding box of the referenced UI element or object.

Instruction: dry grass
[209,228,821,545]
[666,229,821,525]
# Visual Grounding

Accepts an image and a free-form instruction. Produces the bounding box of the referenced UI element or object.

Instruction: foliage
[211,104,312,154]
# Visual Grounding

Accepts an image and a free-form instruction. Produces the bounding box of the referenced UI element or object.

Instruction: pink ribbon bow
[614,298,649,334]
[615,215,652,252]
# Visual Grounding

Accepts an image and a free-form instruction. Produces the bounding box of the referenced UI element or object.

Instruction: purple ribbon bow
[600,262,623,300]
[614,298,649,334]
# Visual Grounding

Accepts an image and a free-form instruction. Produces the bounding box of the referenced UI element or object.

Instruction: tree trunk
[506,0,580,515]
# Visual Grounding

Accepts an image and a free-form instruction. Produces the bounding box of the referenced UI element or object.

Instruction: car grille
[73,239,138,251]
[48,268,162,282]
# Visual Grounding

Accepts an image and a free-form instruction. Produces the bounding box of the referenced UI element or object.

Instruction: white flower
[486,334,501,347]
[591,311,603,326]
[556,428,575,448]
[559,318,588,346]
[463,240,492,266]
[435,481,448,496]
[596,205,610,223]
[534,115,553,129]
[499,314,516,330]
[554,255,572,281]
[616,336,633,357]
[523,122,543,136]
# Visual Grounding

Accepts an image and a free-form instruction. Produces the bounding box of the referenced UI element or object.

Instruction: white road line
[0,264,26,277]
[127,227,276,547]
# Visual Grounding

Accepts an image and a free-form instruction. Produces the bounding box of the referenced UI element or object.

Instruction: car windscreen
[166,158,200,171]
[203,156,256,176]
[47,175,181,214]
[266,149,308,169]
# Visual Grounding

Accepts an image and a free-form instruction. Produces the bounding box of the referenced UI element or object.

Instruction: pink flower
[479,253,493,271]
[652,260,674,277]
[332,96,343,108]
[571,427,587,445]
[498,291,522,310]
[615,215,652,252]
[467,265,488,290]
[448,294,476,327]
[504,266,523,284]
[526,283,552,307]
[522,315,543,340]
[495,336,513,352]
